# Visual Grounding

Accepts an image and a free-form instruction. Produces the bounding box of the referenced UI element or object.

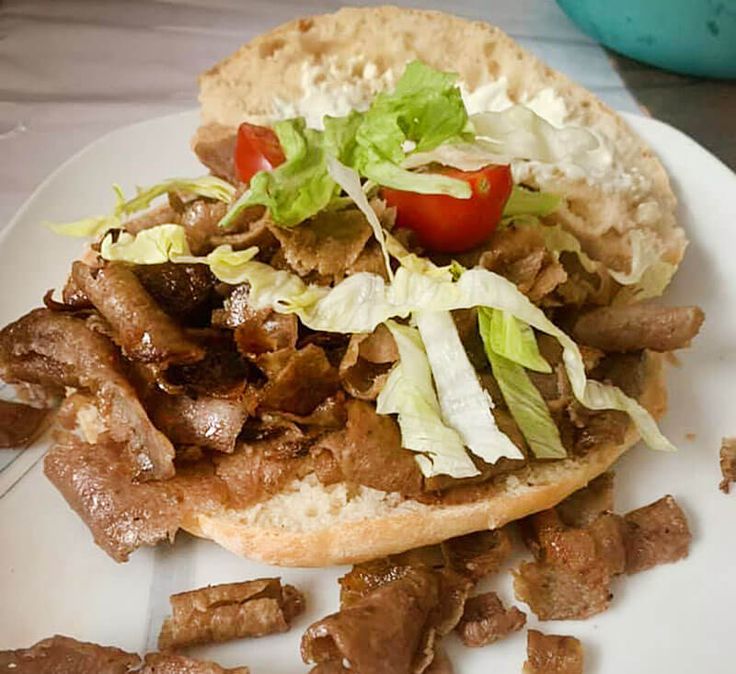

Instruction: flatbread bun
[179,7,675,566]
[197,5,685,276]
[182,352,666,567]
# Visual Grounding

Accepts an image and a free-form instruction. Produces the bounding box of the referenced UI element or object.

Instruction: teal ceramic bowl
[557,0,736,78]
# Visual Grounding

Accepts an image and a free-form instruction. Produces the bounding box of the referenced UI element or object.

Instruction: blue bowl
[556,0,736,79]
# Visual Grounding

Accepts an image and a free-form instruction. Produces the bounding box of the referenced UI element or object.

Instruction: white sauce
[272,57,396,130]
[267,58,637,195]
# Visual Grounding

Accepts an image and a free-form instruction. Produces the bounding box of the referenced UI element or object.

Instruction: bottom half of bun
[183,352,667,567]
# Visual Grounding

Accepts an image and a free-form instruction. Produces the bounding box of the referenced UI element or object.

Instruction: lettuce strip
[377,321,480,478]
[48,176,234,238]
[485,309,551,373]
[479,308,566,459]
[415,310,523,464]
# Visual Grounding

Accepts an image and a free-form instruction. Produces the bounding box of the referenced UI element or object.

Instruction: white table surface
[0,0,639,236]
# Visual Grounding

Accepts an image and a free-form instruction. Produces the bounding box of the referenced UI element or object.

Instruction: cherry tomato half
[234,122,286,184]
[382,165,513,253]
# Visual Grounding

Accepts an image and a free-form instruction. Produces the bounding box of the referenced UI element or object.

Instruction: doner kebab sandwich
[0,6,703,566]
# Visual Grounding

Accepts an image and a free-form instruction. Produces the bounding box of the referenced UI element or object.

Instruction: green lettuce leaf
[47,214,121,238]
[352,60,471,198]
[503,186,561,217]
[415,310,523,465]
[116,176,235,216]
[377,321,480,478]
[48,176,234,238]
[479,308,566,459]
[484,309,551,373]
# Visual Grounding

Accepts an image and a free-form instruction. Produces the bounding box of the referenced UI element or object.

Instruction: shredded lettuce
[401,141,505,172]
[47,214,121,238]
[479,308,566,459]
[503,186,561,218]
[484,309,551,373]
[48,176,234,238]
[326,156,392,279]
[100,224,258,275]
[609,229,677,300]
[471,106,599,163]
[116,176,234,216]
[107,224,673,452]
[101,224,193,263]
[415,310,523,464]
[377,321,480,478]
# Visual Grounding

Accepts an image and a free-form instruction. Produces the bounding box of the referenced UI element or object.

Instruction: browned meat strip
[314,399,423,497]
[124,203,181,235]
[423,649,454,674]
[268,209,373,283]
[479,225,567,302]
[0,309,174,479]
[515,506,625,620]
[61,271,93,309]
[146,655,248,674]
[158,578,304,650]
[0,399,48,448]
[140,653,250,674]
[513,560,612,621]
[523,630,583,674]
[556,472,615,528]
[720,437,736,493]
[339,325,397,400]
[192,122,238,184]
[0,635,250,674]
[132,263,215,324]
[258,345,340,415]
[275,394,347,429]
[235,310,298,357]
[339,556,420,607]
[72,261,205,366]
[0,635,140,674]
[572,304,704,352]
[348,240,389,279]
[149,394,247,453]
[181,199,228,255]
[214,428,313,508]
[623,495,691,574]
[302,568,439,674]
[455,592,526,647]
[214,286,298,357]
[163,332,254,399]
[309,664,351,674]
[45,395,227,561]
[441,529,513,582]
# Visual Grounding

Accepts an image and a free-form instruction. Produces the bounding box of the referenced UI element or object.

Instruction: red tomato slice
[382,165,513,253]
[234,122,286,184]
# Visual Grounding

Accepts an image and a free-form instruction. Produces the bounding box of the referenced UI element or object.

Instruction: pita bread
[197,5,685,277]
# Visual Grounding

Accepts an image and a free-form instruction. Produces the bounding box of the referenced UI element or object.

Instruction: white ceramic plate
[0,110,734,673]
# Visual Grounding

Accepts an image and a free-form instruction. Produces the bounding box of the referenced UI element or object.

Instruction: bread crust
[183,353,666,567]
